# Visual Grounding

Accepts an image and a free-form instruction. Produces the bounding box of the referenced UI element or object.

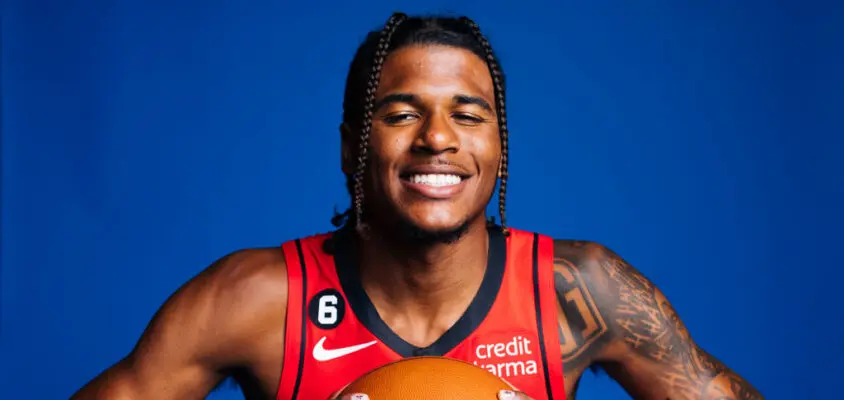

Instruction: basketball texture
[338,356,512,400]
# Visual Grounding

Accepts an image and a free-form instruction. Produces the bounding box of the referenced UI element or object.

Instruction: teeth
[409,174,462,187]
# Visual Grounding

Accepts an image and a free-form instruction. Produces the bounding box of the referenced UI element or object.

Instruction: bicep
[72,267,230,399]
[584,245,762,399]
[72,248,289,400]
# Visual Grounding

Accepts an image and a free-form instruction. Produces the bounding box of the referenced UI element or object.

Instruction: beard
[394,214,471,245]
[358,200,476,246]
[359,179,495,246]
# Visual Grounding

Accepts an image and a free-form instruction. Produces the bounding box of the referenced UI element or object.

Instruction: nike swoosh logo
[312,336,378,362]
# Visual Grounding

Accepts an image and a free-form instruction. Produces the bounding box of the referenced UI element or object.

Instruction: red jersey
[276,227,566,400]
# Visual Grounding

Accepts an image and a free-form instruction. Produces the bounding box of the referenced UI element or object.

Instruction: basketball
[338,356,513,399]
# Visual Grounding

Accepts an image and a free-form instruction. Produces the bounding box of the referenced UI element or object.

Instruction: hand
[497,390,535,400]
[328,377,534,400]
[331,390,535,399]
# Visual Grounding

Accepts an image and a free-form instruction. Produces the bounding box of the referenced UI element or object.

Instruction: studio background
[2,1,841,399]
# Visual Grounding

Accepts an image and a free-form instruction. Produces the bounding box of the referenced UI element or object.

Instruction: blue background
[2,1,841,399]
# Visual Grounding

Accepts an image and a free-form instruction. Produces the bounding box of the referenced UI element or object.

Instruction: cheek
[467,133,502,172]
[365,128,413,187]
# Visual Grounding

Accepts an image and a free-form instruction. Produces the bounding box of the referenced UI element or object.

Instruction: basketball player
[71,13,763,400]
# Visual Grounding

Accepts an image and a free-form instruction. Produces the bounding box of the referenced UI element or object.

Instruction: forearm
[695,349,763,400]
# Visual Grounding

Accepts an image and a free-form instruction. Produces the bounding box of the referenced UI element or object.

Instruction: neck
[354,217,491,344]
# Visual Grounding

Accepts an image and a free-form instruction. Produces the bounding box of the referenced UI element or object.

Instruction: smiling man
[72,12,763,400]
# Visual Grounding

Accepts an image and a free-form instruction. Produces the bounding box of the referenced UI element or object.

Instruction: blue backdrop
[2,1,841,399]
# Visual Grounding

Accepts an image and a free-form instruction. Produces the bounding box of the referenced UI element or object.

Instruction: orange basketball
[338,356,512,400]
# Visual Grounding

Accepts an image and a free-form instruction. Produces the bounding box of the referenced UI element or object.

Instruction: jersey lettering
[470,332,541,378]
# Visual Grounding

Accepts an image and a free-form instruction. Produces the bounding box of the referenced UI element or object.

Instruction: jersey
[276,227,566,400]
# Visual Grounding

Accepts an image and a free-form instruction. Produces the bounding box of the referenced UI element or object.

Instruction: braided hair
[335,13,511,235]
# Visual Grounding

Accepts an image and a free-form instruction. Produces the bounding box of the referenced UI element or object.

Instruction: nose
[412,113,460,155]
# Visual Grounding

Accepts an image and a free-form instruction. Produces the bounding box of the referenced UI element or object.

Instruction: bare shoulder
[199,247,290,319]
[551,237,692,367]
[72,247,290,399]
[189,247,289,354]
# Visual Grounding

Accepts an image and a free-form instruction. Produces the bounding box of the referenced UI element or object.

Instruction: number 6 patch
[307,288,346,330]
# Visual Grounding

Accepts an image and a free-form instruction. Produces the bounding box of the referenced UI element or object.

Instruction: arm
[553,240,763,400]
[71,248,288,400]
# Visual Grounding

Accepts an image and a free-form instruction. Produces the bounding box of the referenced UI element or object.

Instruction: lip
[400,163,472,178]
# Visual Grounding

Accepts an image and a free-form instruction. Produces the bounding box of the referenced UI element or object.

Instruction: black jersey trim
[334,227,507,358]
[531,233,554,399]
[290,240,307,400]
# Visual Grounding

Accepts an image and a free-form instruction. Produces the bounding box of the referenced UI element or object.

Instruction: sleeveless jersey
[276,227,566,400]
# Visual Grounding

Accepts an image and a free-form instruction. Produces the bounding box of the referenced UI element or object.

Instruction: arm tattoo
[599,252,763,399]
[554,257,609,371]
[551,240,763,400]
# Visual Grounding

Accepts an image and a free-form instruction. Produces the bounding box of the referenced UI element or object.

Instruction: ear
[497,156,503,178]
[340,123,356,175]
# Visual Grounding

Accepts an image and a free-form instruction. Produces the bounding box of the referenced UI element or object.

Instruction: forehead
[378,45,494,99]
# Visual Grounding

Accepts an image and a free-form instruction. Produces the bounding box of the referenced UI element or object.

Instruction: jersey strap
[277,239,307,400]
[533,233,566,399]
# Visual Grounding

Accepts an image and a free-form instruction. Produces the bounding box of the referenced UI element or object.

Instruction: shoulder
[551,238,619,292]
[549,237,680,361]
[202,247,289,300]
[551,238,645,292]
[550,237,661,320]
[548,237,662,357]
[71,246,293,398]
[190,247,290,335]
[133,246,291,367]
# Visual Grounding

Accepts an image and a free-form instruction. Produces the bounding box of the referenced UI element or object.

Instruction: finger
[498,390,534,400]
[338,394,370,400]
[499,377,518,390]
[326,382,353,400]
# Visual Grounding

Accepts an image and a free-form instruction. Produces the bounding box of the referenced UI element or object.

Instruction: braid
[461,17,510,235]
[352,12,407,231]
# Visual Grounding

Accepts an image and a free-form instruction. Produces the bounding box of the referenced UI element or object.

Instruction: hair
[333,12,511,235]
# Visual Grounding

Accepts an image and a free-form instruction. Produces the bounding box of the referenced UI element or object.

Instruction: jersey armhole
[534,234,567,400]
[276,239,307,400]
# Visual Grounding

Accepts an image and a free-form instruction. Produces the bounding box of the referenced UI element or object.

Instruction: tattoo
[599,251,763,400]
[698,350,763,400]
[601,255,703,397]
[554,257,608,367]
[551,240,763,400]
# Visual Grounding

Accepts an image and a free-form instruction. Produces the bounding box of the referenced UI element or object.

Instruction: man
[72,12,763,400]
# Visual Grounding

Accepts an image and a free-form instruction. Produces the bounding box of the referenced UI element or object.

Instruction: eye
[382,113,418,125]
[453,113,487,125]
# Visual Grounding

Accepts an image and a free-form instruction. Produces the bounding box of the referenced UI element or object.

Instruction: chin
[393,206,479,245]
[396,217,471,245]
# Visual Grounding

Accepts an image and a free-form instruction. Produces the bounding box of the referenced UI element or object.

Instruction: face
[342,44,502,239]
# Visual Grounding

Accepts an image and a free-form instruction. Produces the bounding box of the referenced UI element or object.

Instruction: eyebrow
[373,93,418,112]
[373,93,494,113]
[454,95,493,112]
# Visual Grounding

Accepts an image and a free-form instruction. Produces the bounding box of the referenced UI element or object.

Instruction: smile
[407,173,463,187]
[401,173,469,199]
